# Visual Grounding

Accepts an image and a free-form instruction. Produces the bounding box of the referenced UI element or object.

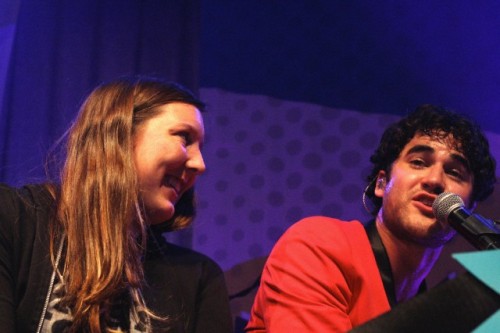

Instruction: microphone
[432,192,500,250]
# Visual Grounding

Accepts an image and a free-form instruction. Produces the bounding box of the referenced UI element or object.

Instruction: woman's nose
[186,148,206,174]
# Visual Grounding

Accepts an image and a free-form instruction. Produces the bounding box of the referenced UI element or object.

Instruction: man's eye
[448,169,465,180]
[410,159,426,167]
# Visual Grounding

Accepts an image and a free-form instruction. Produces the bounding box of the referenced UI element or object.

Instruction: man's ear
[374,171,386,198]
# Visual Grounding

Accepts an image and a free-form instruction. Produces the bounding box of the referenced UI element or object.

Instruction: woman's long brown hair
[49,78,205,332]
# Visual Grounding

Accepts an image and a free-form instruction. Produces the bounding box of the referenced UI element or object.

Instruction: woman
[0,78,232,332]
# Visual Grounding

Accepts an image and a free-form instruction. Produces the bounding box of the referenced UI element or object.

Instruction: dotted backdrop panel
[194,88,399,271]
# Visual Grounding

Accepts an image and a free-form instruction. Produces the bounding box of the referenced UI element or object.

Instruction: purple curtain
[0,0,201,186]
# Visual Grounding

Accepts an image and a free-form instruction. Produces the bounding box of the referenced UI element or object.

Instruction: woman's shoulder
[163,242,222,272]
[146,240,226,298]
[0,183,54,219]
[0,183,55,207]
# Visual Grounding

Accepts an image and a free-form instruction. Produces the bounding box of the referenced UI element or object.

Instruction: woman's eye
[177,132,192,145]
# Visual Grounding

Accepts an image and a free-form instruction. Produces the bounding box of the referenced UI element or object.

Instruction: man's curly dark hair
[365,104,496,215]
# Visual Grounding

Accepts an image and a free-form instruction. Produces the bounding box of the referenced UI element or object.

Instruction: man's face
[374,133,474,247]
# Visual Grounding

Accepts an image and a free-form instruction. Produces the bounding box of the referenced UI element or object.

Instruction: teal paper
[472,310,500,333]
[452,249,500,294]
[453,250,500,333]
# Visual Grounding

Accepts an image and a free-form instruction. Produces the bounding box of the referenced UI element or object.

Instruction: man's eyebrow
[406,145,434,155]
[406,144,470,170]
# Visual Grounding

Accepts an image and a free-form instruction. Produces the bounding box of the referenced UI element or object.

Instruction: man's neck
[376,221,443,302]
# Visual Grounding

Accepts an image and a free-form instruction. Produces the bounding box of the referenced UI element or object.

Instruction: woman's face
[133,102,205,224]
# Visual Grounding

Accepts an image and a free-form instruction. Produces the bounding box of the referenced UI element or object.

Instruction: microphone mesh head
[432,192,464,223]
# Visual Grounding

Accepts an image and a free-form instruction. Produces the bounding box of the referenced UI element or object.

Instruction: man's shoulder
[287,216,365,236]
[274,216,369,254]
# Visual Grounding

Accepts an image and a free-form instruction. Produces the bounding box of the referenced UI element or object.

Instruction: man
[246,104,497,332]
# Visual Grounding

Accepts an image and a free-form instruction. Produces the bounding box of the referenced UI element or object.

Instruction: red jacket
[246,217,391,332]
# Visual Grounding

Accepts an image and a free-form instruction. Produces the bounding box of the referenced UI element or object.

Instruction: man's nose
[422,166,445,194]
